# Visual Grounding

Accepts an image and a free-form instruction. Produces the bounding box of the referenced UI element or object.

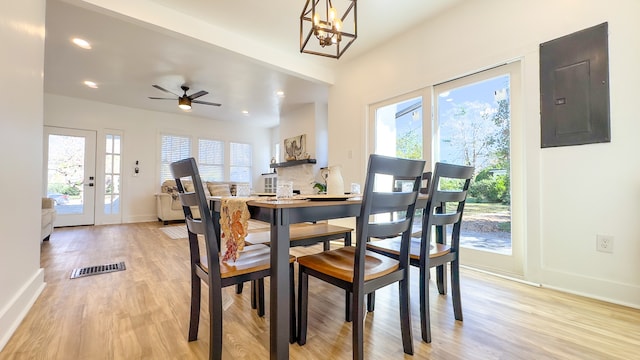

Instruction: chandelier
[300,0,357,59]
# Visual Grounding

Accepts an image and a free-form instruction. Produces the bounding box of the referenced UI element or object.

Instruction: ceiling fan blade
[152,85,180,97]
[188,90,208,100]
[193,100,222,107]
[148,97,176,100]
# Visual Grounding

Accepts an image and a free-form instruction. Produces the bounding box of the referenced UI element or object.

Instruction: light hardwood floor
[1,222,638,359]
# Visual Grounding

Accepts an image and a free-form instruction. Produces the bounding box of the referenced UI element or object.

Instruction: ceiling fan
[149,85,221,110]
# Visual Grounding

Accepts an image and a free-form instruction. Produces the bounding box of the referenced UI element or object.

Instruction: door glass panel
[47,134,86,215]
[372,95,424,229]
[436,75,512,254]
[104,134,121,215]
[374,96,423,160]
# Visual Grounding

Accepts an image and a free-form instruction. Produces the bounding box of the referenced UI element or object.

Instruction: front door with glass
[44,127,97,227]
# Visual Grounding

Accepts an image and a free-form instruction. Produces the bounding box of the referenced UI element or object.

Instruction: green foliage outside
[48,183,81,196]
[396,128,422,160]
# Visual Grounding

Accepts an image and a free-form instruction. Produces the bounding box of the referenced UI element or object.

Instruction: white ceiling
[44,0,461,128]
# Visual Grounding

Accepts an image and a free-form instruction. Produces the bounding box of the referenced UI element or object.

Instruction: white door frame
[43,126,97,227]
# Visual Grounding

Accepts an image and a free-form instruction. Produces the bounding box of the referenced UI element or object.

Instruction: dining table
[209,194,427,360]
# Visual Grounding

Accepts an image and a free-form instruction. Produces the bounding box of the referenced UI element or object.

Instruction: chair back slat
[186,216,205,235]
[433,190,468,203]
[430,212,462,227]
[179,192,199,207]
[368,191,419,215]
[421,162,474,254]
[354,154,426,286]
[368,220,412,239]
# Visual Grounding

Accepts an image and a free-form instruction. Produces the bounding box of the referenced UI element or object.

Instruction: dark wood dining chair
[170,157,296,360]
[368,162,474,343]
[296,154,426,359]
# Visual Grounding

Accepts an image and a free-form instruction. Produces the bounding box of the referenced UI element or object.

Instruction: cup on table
[276,181,293,199]
[236,183,251,197]
[350,183,361,195]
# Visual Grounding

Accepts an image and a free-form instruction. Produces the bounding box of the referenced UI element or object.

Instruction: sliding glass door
[434,62,523,277]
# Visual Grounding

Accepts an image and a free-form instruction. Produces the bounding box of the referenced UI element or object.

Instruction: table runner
[219,197,250,262]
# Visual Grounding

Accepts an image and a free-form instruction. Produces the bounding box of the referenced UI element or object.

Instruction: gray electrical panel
[540,22,610,148]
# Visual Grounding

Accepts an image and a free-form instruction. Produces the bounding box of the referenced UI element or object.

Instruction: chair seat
[199,244,296,278]
[367,237,451,260]
[244,223,352,246]
[296,246,399,282]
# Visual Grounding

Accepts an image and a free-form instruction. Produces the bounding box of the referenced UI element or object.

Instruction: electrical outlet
[596,234,614,253]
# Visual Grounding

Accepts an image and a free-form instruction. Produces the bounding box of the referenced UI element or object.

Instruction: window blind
[230,142,252,183]
[198,138,224,181]
[160,134,190,183]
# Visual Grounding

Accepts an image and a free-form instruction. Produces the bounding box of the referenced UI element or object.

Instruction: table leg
[270,208,290,360]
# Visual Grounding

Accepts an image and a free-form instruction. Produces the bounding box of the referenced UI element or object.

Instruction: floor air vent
[70,261,126,279]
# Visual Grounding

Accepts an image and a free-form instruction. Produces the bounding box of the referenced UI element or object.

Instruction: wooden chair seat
[296,246,400,282]
[367,237,451,260]
[198,244,296,278]
[245,223,352,250]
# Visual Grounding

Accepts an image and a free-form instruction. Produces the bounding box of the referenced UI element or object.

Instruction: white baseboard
[0,269,45,351]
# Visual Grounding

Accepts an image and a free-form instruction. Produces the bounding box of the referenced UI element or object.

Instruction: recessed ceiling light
[242,110,249,115]
[83,80,98,89]
[72,38,91,49]
[276,90,285,97]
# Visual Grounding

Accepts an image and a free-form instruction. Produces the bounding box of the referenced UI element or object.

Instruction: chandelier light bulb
[334,18,343,31]
[328,7,337,22]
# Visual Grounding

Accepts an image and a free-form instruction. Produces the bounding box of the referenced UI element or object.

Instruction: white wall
[0,0,47,350]
[278,103,329,188]
[44,94,272,223]
[329,0,640,307]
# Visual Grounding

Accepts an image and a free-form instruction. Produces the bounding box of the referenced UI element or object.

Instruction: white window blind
[230,142,252,183]
[160,134,190,183]
[198,138,224,181]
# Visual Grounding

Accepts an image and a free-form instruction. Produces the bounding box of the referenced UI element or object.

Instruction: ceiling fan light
[178,97,191,110]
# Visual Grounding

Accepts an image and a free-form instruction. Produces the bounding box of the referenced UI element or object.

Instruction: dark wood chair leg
[451,260,463,321]
[297,267,309,345]
[345,232,352,246]
[323,241,330,251]
[188,273,201,341]
[251,280,257,309]
[345,291,352,322]
[367,292,375,312]
[257,278,265,317]
[352,292,365,360]
[209,284,224,360]
[399,275,414,354]
[236,283,243,294]
[419,265,431,343]
[436,264,447,295]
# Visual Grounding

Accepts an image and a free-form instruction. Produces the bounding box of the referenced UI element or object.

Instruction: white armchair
[155,179,243,225]
[42,197,56,242]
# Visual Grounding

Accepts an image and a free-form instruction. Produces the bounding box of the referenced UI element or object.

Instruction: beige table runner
[219,197,250,262]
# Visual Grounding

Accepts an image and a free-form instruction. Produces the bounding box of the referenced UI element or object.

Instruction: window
[104,134,121,215]
[230,142,252,183]
[373,95,423,160]
[370,93,424,193]
[198,139,224,181]
[160,134,190,183]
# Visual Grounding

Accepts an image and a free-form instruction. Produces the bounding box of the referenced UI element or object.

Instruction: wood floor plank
[1,222,638,359]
